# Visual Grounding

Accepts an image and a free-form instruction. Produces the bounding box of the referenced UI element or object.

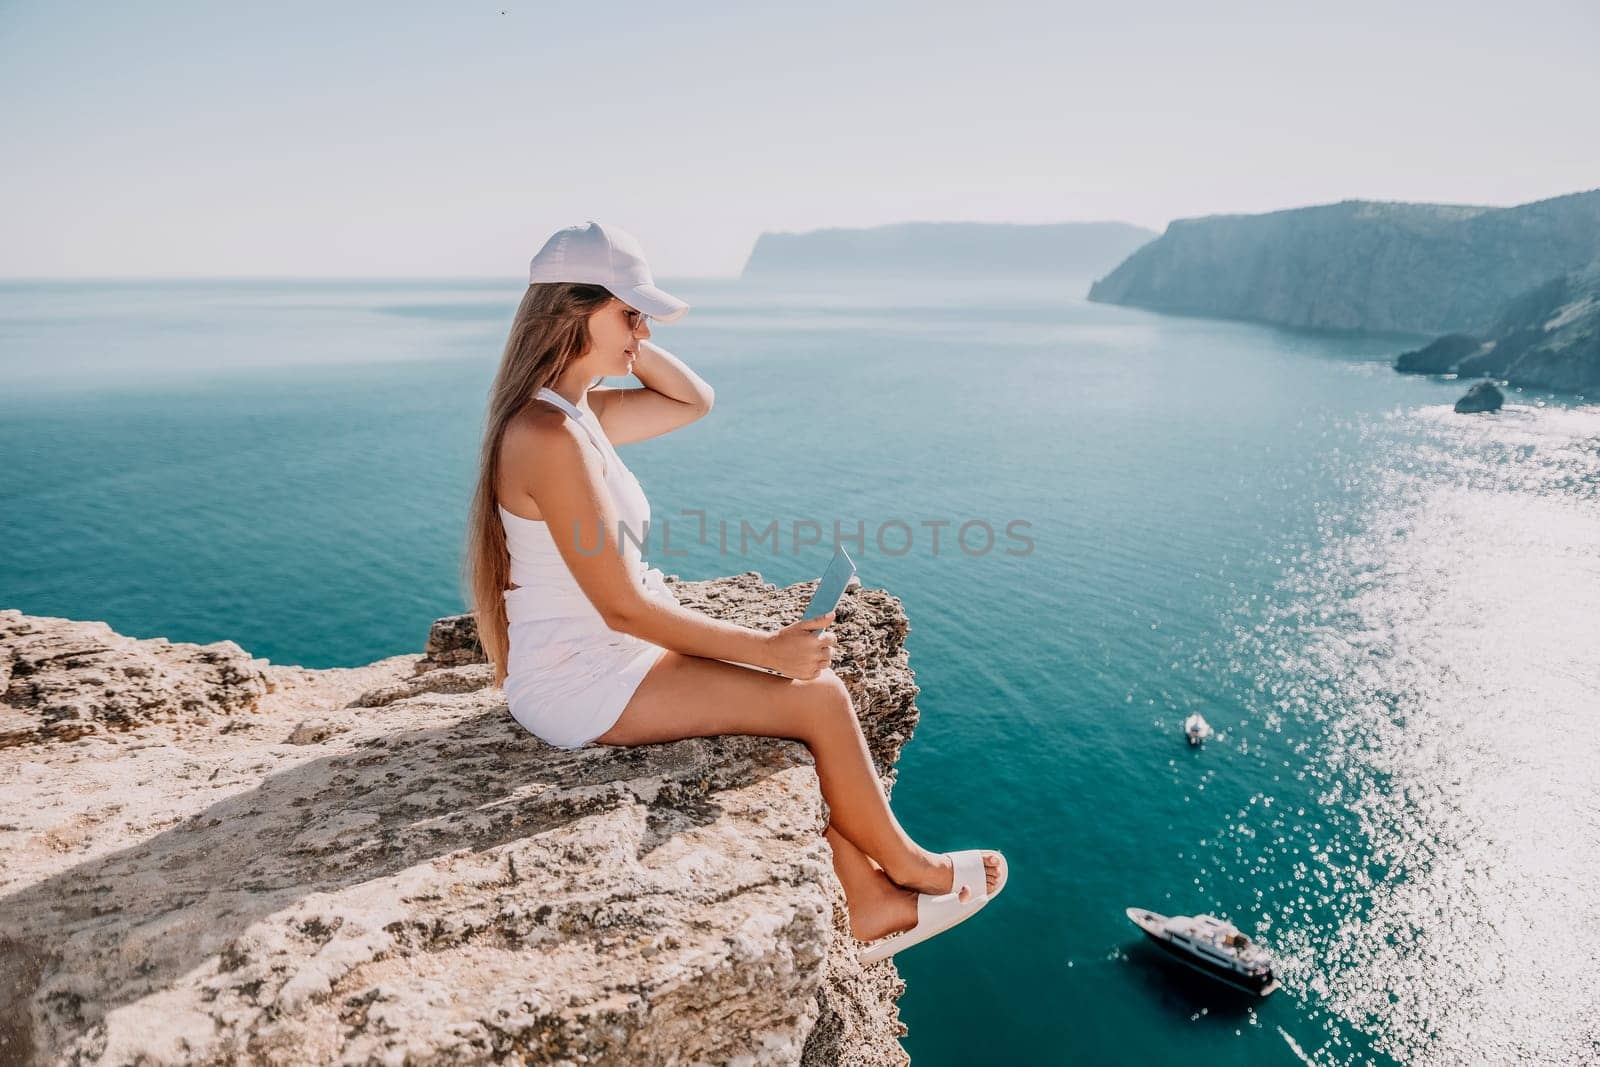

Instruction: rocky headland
[1087,189,1600,336]
[0,573,923,1066]
[1394,271,1600,395]
[1083,188,1600,397]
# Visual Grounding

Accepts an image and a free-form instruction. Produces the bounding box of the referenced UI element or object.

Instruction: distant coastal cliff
[1087,190,1600,336]
[741,220,1155,281]
[0,575,923,1066]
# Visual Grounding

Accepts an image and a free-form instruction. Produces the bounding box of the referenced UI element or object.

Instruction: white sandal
[857,849,1008,966]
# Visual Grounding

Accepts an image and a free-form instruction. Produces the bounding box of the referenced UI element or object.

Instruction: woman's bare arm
[522,414,776,668]
[630,338,714,408]
[591,340,715,446]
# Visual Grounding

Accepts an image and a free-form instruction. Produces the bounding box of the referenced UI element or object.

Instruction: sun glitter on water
[1215,402,1600,1065]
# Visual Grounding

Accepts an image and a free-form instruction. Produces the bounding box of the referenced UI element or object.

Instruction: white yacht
[1184,713,1213,745]
[1125,907,1279,995]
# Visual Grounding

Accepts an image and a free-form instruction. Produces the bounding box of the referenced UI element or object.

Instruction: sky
[1,0,1596,279]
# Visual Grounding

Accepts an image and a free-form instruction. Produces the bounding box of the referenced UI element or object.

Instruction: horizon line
[7,185,1595,285]
[0,273,745,284]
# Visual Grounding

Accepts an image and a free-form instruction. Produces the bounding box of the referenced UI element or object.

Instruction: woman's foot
[848,853,1003,941]
[848,877,920,942]
[887,849,1003,898]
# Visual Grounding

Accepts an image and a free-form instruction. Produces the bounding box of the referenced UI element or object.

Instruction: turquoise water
[3,279,1597,1065]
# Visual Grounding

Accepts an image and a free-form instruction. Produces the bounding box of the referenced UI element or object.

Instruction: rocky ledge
[0,573,921,1066]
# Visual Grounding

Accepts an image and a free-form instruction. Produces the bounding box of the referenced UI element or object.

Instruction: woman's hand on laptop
[763,612,838,680]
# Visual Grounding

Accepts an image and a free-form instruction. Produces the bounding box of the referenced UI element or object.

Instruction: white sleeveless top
[498,387,672,638]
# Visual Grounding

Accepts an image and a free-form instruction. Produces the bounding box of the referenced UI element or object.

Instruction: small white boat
[1126,907,1279,995]
[1184,713,1212,745]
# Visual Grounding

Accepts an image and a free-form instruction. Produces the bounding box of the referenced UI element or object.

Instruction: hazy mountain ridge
[1086,190,1600,335]
[740,220,1156,281]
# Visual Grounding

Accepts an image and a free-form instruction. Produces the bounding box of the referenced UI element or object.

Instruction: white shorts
[501,622,669,750]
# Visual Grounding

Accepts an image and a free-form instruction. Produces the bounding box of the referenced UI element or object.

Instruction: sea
[2,277,1597,1066]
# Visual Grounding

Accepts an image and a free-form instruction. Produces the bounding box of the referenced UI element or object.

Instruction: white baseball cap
[528,220,689,324]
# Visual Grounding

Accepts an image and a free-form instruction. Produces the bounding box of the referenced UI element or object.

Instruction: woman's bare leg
[824,821,920,940]
[595,650,957,895]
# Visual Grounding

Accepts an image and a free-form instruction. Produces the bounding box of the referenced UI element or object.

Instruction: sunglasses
[619,304,650,332]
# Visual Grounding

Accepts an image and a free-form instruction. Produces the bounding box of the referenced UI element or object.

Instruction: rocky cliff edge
[0,572,921,1066]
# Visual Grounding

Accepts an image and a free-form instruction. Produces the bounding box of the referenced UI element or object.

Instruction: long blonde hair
[463,281,616,687]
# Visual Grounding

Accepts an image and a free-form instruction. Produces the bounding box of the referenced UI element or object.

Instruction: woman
[463,221,1005,964]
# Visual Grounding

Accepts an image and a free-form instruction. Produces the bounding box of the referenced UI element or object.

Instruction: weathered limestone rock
[0,611,273,750]
[0,574,920,1066]
[417,613,485,674]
